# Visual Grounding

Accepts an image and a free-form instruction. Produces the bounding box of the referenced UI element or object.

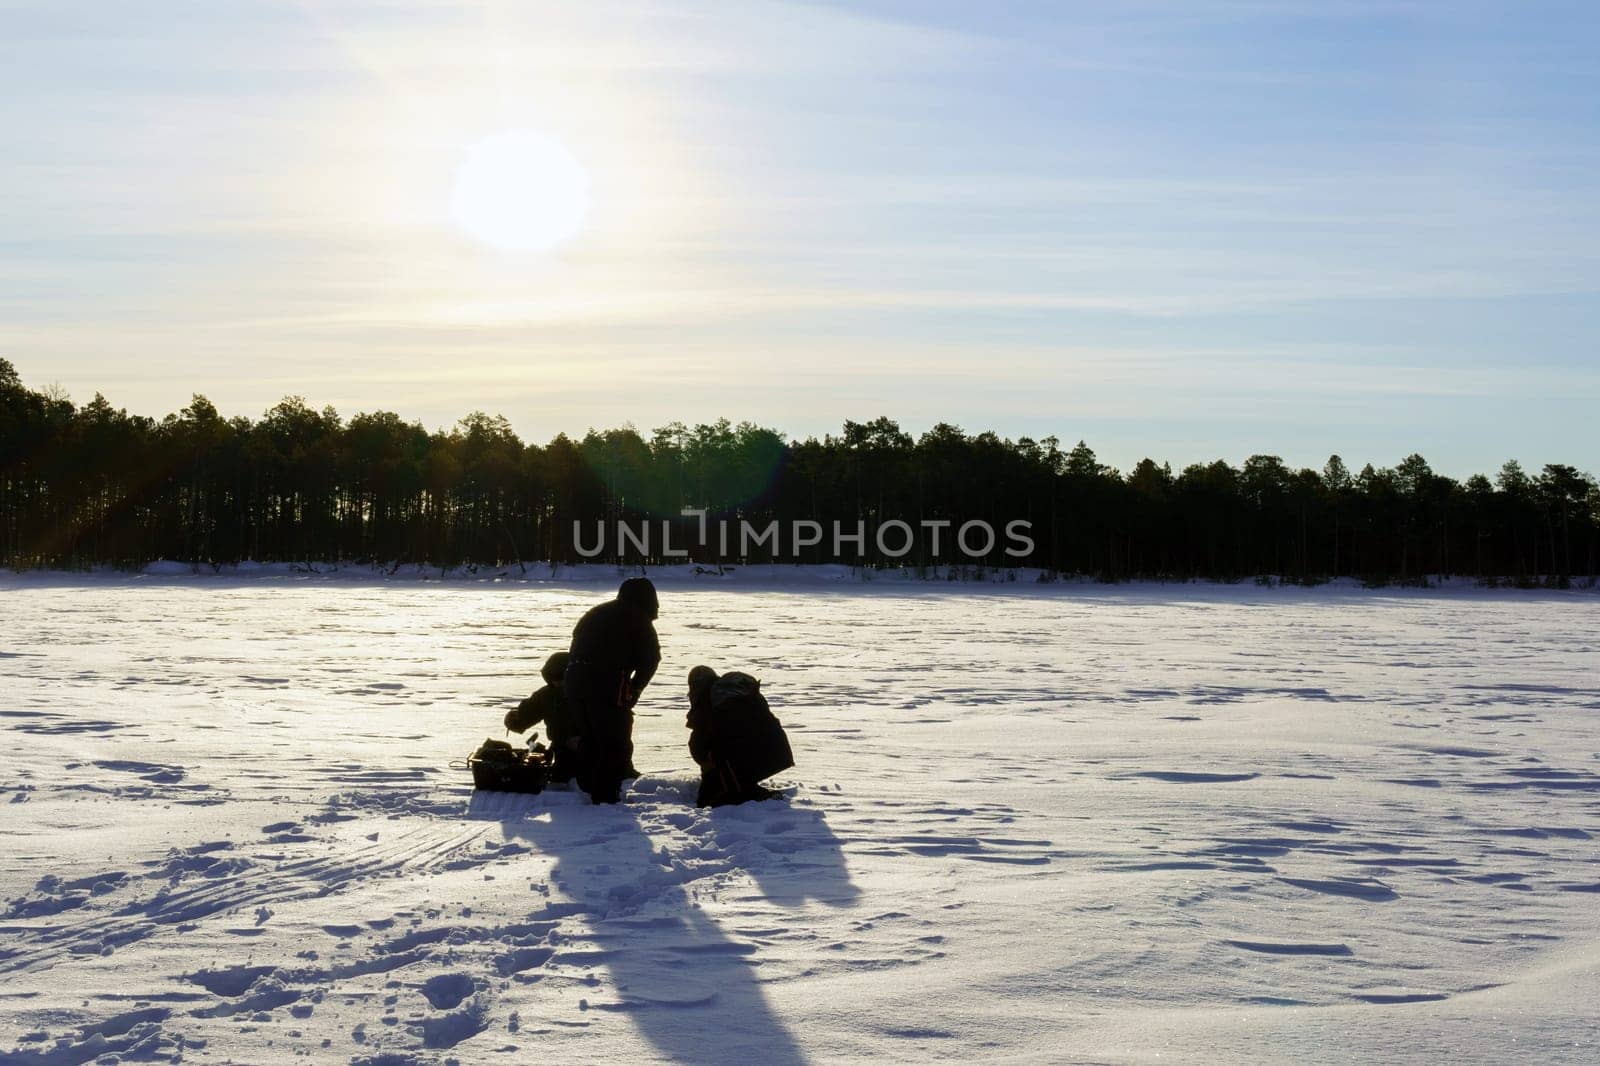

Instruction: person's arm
[503,687,550,733]
[688,726,712,766]
[628,621,661,698]
[686,692,713,765]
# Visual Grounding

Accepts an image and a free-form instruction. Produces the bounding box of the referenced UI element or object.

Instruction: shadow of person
[467,785,813,1065]
[696,790,861,908]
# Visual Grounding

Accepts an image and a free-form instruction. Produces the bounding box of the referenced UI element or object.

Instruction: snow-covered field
[1,574,1597,1064]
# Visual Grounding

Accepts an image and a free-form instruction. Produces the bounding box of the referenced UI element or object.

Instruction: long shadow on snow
[470,781,854,1065]
[698,794,861,908]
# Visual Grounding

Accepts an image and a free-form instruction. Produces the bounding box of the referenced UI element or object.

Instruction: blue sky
[2,0,1596,476]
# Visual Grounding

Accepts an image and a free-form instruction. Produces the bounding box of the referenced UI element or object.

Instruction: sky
[2,0,1597,477]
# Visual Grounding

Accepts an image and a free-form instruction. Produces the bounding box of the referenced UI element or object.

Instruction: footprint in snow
[420,972,479,1011]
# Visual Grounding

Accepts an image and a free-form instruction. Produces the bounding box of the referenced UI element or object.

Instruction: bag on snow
[467,737,551,794]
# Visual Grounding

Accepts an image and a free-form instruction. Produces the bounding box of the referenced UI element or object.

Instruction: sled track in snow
[0,823,486,976]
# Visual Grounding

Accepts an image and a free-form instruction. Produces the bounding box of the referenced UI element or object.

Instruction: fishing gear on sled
[461,735,552,794]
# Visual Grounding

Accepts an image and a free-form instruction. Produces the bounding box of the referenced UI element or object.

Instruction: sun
[450,130,590,253]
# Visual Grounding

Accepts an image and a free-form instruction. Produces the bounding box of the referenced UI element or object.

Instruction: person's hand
[503,709,520,732]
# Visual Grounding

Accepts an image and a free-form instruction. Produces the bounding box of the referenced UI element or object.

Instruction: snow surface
[1,576,1597,1063]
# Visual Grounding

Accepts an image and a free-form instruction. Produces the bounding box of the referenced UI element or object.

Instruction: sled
[466,737,551,794]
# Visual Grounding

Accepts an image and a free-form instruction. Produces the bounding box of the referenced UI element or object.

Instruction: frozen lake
[2,577,1598,1063]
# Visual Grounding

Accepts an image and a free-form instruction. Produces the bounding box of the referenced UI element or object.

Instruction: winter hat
[687,664,718,694]
[541,651,570,687]
[617,577,659,619]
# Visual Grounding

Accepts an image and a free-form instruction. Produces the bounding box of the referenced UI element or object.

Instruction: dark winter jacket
[505,653,579,744]
[686,670,794,806]
[567,595,660,695]
[505,685,577,744]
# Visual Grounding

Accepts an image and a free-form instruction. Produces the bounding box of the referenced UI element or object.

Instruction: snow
[1,577,1597,1063]
[7,558,1599,592]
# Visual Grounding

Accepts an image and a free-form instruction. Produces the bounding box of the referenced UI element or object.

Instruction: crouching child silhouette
[505,651,582,784]
[686,665,795,807]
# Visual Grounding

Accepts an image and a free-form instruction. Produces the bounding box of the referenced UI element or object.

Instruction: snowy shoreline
[3,559,1597,596]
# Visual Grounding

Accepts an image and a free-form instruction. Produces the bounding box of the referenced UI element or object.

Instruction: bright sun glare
[450,130,589,253]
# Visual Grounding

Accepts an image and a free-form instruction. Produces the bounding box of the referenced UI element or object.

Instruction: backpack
[710,671,766,714]
[706,673,794,787]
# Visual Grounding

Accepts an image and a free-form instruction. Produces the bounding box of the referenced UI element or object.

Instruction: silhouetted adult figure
[565,577,661,804]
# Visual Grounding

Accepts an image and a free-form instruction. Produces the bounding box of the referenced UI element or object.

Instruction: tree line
[2,358,1595,585]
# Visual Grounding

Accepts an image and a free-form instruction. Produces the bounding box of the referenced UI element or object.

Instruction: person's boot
[588,776,622,804]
